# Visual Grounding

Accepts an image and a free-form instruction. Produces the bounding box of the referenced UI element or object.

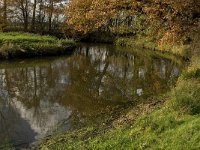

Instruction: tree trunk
[21,0,29,31]
[3,0,7,30]
[48,0,54,32]
[31,0,37,31]
[24,0,29,31]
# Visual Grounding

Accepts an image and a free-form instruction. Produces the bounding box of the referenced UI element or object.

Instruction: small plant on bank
[172,79,200,115]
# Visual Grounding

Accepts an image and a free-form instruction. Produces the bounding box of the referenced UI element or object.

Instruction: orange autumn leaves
[65,0,138,34]
[147,0,200,45]
[65,0,108,33]
[65,0,200,44]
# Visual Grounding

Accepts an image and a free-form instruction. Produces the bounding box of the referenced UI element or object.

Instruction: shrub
[115,37,135,47]
[60,39,76,46]
[172,79,200,115]
[181,69,200,79]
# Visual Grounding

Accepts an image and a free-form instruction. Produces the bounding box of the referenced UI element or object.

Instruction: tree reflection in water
[0,44,184,148]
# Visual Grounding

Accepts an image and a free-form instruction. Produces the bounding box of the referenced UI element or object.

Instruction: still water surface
[0,44,184,148]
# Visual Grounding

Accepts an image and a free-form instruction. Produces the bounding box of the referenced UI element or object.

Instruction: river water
[0,44,184,149]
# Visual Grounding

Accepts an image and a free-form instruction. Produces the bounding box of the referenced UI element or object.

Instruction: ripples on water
[0,44,184,148]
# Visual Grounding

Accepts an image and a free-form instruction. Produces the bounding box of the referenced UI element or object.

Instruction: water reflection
[0,44,183,148]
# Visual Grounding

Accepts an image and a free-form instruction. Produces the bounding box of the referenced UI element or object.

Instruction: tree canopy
[65,0,200,44]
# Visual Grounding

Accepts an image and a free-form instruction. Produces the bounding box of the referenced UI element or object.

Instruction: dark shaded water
[0,44,184,149]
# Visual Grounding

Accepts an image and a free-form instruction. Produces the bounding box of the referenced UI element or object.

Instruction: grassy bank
[38,28,200,150]
[115,37,190,58]
[0,32,76,59]
[39,63,200,150]
[38,67,200,150]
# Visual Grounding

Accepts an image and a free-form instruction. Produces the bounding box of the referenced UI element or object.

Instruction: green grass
[83,109,200,150]
[39,77,200,150]
[40,110,200,150]
[172,79,200,115]
[0,32,76,59]
[0,142,15,150]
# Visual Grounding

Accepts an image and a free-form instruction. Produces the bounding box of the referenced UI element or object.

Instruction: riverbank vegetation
[39,31,200,150]
[0,32,75,59]
[115,37,190,57]
[38,0,200,149]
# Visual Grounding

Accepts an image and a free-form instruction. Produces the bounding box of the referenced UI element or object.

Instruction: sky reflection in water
[0,44,183,148]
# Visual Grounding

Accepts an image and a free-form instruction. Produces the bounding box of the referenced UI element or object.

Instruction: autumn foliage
[65,0,115,34]
[65,0,200,44]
